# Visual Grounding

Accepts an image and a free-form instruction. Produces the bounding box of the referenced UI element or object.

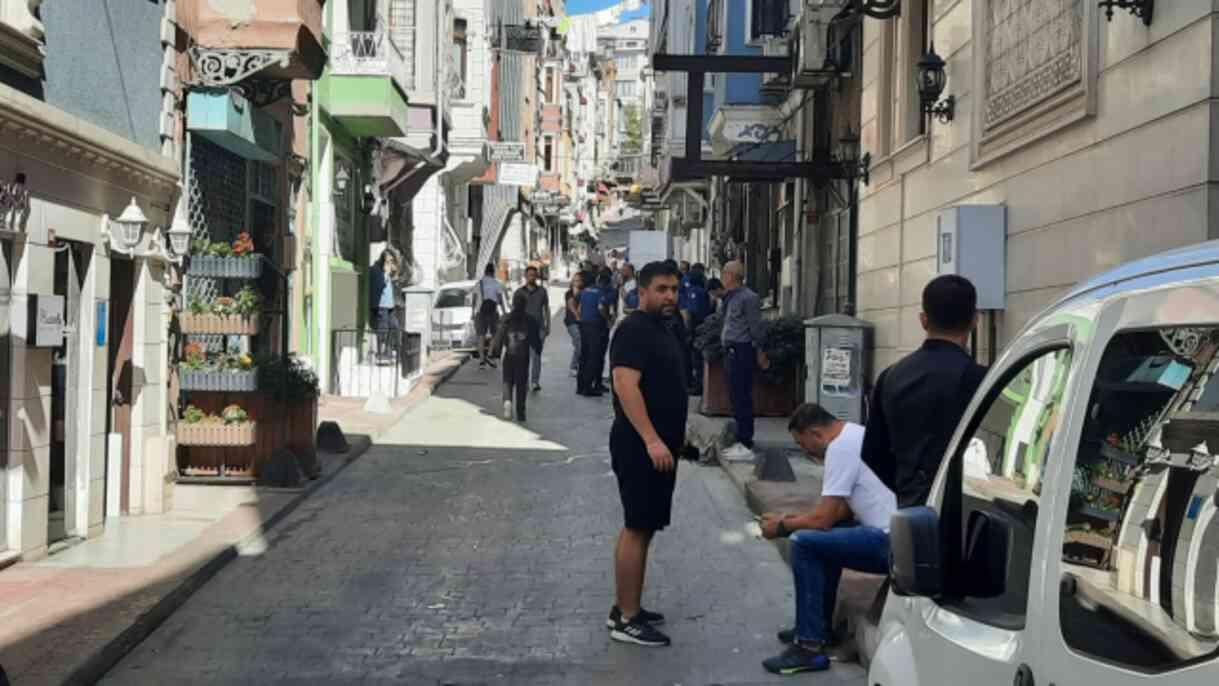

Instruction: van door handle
[1013,663,1034,686]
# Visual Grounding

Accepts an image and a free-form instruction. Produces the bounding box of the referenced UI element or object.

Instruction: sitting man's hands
[759,513,787,539]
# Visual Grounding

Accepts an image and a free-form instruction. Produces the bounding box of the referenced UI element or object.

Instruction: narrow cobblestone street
[103,323,867,685]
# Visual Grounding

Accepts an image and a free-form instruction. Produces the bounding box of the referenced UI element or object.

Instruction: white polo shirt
[822,422,897,532]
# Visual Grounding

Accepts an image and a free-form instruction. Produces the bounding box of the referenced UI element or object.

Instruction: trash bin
[804,314,873,424]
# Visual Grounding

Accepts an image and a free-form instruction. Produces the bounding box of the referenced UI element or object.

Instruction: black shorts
[610,426,678,531]
[476,303,498,337]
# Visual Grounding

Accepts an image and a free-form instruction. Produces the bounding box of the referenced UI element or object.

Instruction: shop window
[937,347,1073,630]
[1059,327,1219,672]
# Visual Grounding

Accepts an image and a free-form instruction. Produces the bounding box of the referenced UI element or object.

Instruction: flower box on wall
[179,369,258,392]
[179,313,260,335]
[177,422,258,447]
[187,255,263,279]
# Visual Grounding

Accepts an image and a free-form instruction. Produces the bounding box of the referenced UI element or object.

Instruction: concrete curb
[70,355,468,685]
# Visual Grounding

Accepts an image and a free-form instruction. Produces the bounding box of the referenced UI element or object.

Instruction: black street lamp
[1098,0,1153,26]
[917,43,955,124]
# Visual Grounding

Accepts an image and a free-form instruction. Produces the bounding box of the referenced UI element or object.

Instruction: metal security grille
[388,0,417,91]
[186,135,247,350]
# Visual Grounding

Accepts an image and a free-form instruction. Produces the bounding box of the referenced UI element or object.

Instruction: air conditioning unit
[791,3,839,89]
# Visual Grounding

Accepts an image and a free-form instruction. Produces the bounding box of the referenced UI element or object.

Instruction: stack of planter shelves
[177,252,264,483]
[1068,442,1139,569]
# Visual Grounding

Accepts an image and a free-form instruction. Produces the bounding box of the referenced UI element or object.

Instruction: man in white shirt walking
[758,403,897,676]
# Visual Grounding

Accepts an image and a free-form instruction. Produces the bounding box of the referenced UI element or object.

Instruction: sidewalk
[0,350,467,685]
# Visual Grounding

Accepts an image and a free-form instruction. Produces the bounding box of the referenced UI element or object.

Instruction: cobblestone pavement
[104,320,867,685]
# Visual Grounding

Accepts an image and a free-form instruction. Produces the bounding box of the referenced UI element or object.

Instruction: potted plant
[179,343,258,391]
[179,286,261,334]
[177,403,257,447]
[187,232,263,278]
[697,314,803,417]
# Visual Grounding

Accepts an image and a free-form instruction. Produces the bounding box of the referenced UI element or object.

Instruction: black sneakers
[609,614,671,647]
[606,605,665,628]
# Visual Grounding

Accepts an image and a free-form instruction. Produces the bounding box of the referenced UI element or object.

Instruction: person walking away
[474,262,507,369]
[720,260,768,460]
[490,291,543,422]
[758,403,896,674]
[577,272,608,396]
[619,263,638,316]
[368,250,400,362]
[521,266,551,391]
[680,268,711,394]
[607,261,686,647]
[565,272,584,379]
[706,277,726,313]
[861,275,986,507]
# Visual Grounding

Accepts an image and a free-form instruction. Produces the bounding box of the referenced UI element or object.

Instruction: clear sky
[566,0,650,21]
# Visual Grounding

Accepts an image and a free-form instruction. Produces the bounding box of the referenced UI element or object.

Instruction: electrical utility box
[936,205,1006,310]
[804,314,873,424]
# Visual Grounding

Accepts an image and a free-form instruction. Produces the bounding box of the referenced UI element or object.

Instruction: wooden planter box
[180,312,260,335]
[700,358,799,417]
[177,422,257,447]
[187,254,263,279]
[180,368,258,392]
[177,395,318,479]
[1092,476,1133,494]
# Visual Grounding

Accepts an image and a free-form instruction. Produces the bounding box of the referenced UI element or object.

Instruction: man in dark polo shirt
[861,275,988,507]
[607,261,686,647]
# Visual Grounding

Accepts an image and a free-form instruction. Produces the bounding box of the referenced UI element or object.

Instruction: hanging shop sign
[28,294,65,348]
[487,142,527,163]
[498,163,539,187]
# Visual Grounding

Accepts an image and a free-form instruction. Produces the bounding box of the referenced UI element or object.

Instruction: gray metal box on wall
[804,315,873,424]
[936,205,1006,310]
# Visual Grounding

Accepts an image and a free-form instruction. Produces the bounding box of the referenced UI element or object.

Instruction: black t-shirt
[610,311,689,454]
[564,290,578,326]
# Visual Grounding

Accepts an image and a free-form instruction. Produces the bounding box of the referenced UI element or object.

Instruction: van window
[937,348,1072,630]
[1059,326,1219,671]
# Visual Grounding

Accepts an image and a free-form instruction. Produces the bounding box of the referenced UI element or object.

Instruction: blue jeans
[727,342,755,447]
[790,525,890,643]
[567,323,581,372]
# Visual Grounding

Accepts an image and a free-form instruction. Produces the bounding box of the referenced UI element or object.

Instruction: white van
[875,242,1219,686]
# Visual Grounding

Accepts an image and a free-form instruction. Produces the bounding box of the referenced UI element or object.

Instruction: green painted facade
[321,75,410,138]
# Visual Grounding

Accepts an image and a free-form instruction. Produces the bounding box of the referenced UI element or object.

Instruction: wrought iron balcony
[183,0,326,87]
[330,17,413,92]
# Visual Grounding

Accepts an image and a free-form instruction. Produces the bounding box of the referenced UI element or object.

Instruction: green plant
[183,405,206,424]
[233,286,261,317]
[221,404,250,425]
[758,316,805,384]
[258,355,320,404]
[693,312,726,362]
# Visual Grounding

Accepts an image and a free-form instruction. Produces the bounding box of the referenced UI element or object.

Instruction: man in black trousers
[577,271,609,396]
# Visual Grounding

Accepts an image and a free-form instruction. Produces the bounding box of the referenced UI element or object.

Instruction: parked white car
[875,241,1219,686]
[431,281,478,349]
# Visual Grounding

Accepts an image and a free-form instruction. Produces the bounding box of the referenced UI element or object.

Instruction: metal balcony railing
[331,14,414,92]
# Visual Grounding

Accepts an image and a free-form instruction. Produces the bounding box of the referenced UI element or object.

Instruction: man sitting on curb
[758,403,896,676]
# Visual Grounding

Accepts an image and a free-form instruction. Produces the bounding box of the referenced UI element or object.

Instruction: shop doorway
[50,242,90,544]
[107,258,135,515]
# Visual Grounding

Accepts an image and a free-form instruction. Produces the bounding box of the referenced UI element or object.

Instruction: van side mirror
[960,509,1012,598]
[890,507,942,597]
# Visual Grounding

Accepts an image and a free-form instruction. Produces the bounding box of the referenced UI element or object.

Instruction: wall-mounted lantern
[111,197,148,253]
[1099,0,1153,26]
[917,44,955,124]
[102,196,191,265]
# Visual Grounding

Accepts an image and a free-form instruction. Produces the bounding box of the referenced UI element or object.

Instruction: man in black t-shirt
[606,261,686,648]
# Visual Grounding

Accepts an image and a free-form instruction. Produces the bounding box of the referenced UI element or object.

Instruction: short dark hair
[484,262,495,276]
[692,262,706,274]
[788,403,838,433]
[638,261,680,289]
[706,277,724,292]
[922,275,978,333]
[663,258,679,271]
[526,265,539,275]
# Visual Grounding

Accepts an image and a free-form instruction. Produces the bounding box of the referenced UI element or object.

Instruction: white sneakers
[503,400,513,419]
[721,442,756,462]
